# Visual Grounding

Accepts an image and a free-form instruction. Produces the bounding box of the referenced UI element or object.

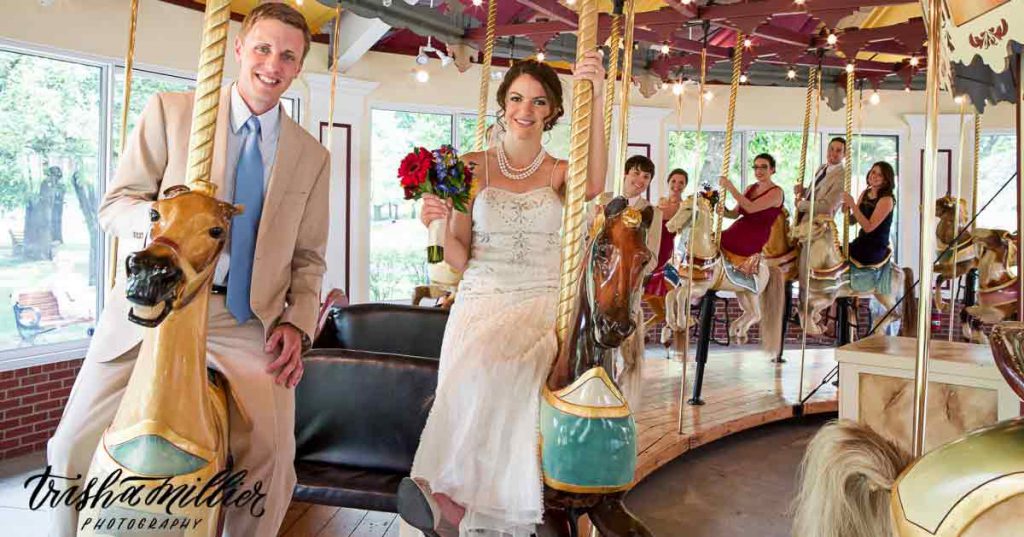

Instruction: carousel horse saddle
[847,249,893,294]
[540,366,636,492]
[935,238,976,266]
[894,418,1024,534]
[722,250,760,293]
[665,255,716,284]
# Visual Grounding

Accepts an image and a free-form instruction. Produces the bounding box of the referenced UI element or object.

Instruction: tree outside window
[667,130,742,193]
[975,134,1016,230]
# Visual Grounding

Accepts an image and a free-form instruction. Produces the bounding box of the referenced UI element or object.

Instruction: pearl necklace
[496,141,546,181]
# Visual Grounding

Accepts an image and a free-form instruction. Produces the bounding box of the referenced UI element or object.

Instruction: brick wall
[0,359,82,459]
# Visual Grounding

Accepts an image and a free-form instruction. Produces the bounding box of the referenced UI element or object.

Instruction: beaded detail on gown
[407,165,563,537]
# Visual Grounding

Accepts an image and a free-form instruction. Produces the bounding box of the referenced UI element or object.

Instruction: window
[369,109,453,302]
[112,69,193,169]
[0,49,103,351]
[746,131,817,215]
[667,130,742,192]
[976,133,1016,230]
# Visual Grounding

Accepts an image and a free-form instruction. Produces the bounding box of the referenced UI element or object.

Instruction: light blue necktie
[227,116,264,323]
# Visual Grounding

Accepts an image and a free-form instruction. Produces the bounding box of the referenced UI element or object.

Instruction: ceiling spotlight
[661,81,669,91]
[743,38,752,48]
[869,91,881,105]
[954,95,964,104]
[672,81,684,95]
[845,62,855,73]
[703,90,714,101]
[739,73,748,83]
[415,69,430,83]
[491,70,504,81]
[787,68,797,80]
[905,86,911,93]
[536,51,546,62]
[909,56,919,67]
[661,43,670,55]
[827,33,838,46]
[416,50,429,65]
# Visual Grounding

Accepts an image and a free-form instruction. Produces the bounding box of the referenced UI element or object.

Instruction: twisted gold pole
[972,112,981,233]
[842,67,854,257]
[949,96,968,341]
[603,14,621,151]
[714,32,743,245]
[475,0,498,151]
[796,66,816,195]
[797,66,823,404]
[184,0,231,196]
[326,4,343,154]
[677,46,708,434]
[613,1,637,197]
[108,0,141,291]
[555,0,598,344]
[912,0,943,458]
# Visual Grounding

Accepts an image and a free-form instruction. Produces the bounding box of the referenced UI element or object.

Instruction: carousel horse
[789,214,916,337]
[540,197,654,537]
[763,207,800,281]
[77,185,240,537]
[934,196,980,313]
[793,320,1024,537]
[962,229,1019,343]
[661,190,786,354]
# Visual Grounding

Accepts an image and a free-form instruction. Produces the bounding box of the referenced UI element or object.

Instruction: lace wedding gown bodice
[458,186,563,298]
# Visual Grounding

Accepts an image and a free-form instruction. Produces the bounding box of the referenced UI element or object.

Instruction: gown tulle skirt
[403,289,558,537]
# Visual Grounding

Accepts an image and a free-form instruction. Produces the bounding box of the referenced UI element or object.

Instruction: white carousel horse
[789,215,916,337]
[662,191,785,355]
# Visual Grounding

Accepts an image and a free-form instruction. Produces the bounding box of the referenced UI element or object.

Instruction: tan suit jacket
[89,86,329,363]
[796,163,845,223]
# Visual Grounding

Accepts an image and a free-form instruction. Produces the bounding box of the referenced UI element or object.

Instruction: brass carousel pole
[555,0,598,344]
[326,3,343,154]
[613,0,637,196]
[184,0,231,194]
[949,96,968,341]
[714,32,744,245]
[972,112,981,234]
[475,0,498,151]
[1017,52,1024,317]
[797,64,822,404]
[108,0,141,291]
[677,38,709,434]
[912,0,943,458]
[842,64,855,257]
[603,10,621,152]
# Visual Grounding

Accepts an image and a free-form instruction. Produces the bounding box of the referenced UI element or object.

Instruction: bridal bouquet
[398,144,473,263]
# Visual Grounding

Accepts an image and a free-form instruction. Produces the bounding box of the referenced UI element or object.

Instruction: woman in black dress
[842,161,896,266]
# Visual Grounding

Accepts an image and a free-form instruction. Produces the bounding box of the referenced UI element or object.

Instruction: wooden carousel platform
[278,347,838,537]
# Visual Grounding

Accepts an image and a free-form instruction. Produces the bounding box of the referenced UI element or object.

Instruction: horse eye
[209,227,224,239]
[149,209,160,222]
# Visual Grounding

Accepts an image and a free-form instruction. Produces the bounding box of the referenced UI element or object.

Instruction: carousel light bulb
[845,62,855,73]
[827,33,838,46]
[739,73,748,83]
[703,89,714,101]
[909,56,919,67]
[415,69,429,83]
[661,81,669,91]
[905,86,911,93]
[794,0,805,4]
[565,0,575,4]
[869,91,881,105]
[787,68,797,80]
[536,51,546,62]
[672,81,684,95]
[661,43,670,55]
[743,38,752,49]
[681,0,692,4]
[295,0,303,5]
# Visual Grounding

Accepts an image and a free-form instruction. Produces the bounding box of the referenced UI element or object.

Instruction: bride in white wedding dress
[398,54,608,537]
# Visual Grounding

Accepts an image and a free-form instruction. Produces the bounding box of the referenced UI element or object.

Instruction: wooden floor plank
[282,347,839,536]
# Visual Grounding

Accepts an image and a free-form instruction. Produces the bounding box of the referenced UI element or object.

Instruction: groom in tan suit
[47,5,328,537]
[794,136,847,226]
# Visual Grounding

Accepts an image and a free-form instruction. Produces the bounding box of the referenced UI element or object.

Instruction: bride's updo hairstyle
[496,60,565,132]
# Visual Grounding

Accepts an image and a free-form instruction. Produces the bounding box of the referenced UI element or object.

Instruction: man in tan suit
[46,5,328,537]
[794,137,847,226]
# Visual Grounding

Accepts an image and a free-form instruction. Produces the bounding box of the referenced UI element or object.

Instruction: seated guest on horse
[403,54,608,537]
[794,136,846,226]
[842,161,896,267]
[593,154,662,273]
[718,153,785,274]
[646,168,687,297]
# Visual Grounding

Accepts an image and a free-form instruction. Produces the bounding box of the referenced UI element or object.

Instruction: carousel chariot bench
[293,304,449,512]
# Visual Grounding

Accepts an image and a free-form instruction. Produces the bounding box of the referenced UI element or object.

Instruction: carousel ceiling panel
[186,0,340,32]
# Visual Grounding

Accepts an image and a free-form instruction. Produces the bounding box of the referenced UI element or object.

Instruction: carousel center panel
[837,335,1022,452]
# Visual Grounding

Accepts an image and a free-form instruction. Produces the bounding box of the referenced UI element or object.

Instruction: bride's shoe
[397,477,459,537]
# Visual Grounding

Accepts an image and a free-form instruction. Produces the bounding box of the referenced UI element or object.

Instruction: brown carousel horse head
[588,197,654,347]
[125,185,240,327]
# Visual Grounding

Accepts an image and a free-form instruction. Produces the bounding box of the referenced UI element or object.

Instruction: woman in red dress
[645,169,688,296]
[719,153,784,270]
